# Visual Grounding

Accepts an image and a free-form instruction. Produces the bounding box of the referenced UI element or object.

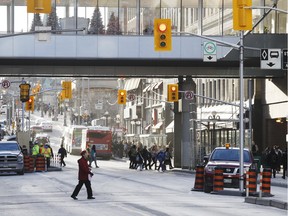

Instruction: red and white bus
[81,126,112,159]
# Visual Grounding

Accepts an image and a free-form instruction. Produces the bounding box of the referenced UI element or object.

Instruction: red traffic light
[158,23,167,32]
[171,86,176,92]
[28,98,32,103]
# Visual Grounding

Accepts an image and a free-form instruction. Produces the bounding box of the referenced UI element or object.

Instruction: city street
[0,112,287,216]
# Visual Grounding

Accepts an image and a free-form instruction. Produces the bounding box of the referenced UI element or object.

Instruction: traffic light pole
[239,31,245,192]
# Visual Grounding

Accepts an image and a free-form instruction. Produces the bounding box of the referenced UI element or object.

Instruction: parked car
[0,141,24,175]
[203,145,257,193]
[31,125,43,133]
[39,121,52,132]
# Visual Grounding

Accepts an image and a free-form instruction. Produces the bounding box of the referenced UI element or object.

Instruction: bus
[63,125,87,155]
[81,126,112,160]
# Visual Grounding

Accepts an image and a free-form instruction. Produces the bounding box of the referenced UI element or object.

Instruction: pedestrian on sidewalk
[71,150,95,200]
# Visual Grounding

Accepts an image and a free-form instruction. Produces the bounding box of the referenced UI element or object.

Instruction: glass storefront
[1,0,286,35]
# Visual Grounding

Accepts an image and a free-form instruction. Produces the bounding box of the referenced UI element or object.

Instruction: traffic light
[233,0,252,30]
[58,91,64,101]
[19,83,31,102]
[62,81,72,99]
[167,84,179,102]
[25,96,35,111]
[27,0,51,14]
[154,18,172,51]
[118,90,127,105]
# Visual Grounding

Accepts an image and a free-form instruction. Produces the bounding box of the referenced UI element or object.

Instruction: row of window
[0,0,286,35]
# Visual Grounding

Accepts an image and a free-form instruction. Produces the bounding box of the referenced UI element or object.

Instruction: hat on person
[80,150,87,156]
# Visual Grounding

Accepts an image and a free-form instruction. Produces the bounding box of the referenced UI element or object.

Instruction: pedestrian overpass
[0,33,286,78]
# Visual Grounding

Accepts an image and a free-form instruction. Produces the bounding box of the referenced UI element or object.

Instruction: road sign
[128,94,135,101]
[95,103,103,110]
[283,49,288,70]
[260,49,281,69]
[1,80,10,89]
[203,41,217,62]
[184,91,194,100]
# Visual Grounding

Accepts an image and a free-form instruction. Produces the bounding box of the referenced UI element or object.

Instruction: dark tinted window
[210,149,251,162]
[88,132,108,139]
[0,142,20,151]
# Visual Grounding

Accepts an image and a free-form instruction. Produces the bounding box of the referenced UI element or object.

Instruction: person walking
[89,145,99,168]
[58,144,67,167]
[71,150,95,200]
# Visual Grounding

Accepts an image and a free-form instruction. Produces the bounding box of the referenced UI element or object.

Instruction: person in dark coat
[71,150,95,200]
[58,144,67,167]
[282,148,287,179]
[268,147,278,178]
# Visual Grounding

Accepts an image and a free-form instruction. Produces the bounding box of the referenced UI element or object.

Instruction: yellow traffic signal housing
[118,90,127,105]
[154,18,172,51]
[233,0,252,30]
[58,91,64,101]
[19,83,31,102]
[62,81,72,99]
[25,96,35,111]
[27,0,51,14]
[167,84,179,102]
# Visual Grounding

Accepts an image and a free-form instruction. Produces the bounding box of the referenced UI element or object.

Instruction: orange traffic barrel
[35,156,46,172]
[261,168,272,196]
[24,156,34,172]
[213,167,224,192]
[192,165,204,191]
[247,169,257,195]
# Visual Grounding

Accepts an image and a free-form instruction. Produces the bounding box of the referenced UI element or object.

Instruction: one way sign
[260,49,281,69]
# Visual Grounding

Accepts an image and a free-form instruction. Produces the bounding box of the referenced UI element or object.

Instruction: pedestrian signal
[19,83,31,102]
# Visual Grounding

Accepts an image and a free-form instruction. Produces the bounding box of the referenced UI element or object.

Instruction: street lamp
[103,111,109,127]
[208,111,220,150]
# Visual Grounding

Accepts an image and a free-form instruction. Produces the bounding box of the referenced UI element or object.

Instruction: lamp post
[103,111,109,127]
[208,111,220,150]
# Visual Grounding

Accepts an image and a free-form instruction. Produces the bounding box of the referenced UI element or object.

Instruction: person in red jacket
[71,150,95,200]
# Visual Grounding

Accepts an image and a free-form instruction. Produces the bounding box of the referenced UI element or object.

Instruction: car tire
[17,169,24,175]
[204,178,213,193]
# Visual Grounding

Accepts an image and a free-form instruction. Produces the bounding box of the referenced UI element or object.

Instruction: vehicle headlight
[18,153,24,163]
[206,166,216,172]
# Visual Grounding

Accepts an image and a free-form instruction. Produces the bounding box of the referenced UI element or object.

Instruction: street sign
[128,94,136,101]
[203,41,217,62]
[184,91,194,100]
[1,80,10,89]
[282,49,288,70]
[95,103,103,110]
[260,49,281,69]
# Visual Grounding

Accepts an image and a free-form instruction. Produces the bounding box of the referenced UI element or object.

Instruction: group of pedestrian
[261,145,287,179]
[127,143,174,172]
[31,141,54,168]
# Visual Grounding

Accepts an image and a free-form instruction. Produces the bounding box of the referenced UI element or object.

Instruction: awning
[152,122,163,129]
[143,85,150,93]
[124,78,141,91]
[144,124,151,130]
[154,81,163,90]
[166,120,174,133]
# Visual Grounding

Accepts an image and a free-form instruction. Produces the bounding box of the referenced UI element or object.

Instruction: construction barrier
[24,156,34,173]
[192,165,204,191]
[213,167,224,192]
[260,168,272,196]
[246,168,257,195]
[35,156,46,172]
[50,154,61,168]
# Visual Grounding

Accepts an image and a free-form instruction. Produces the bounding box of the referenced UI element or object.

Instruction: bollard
[259,165,263,198]
[247,168,257,196]
[261,168,272,196]
[212,167,224,193]
[245,168,249,197]
[35,156,46,172]
[192,165,204,191]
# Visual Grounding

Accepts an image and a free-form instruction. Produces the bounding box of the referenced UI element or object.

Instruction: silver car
[0,141,24,175]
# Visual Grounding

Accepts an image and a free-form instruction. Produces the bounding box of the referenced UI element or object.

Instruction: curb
[245,197,288,210]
